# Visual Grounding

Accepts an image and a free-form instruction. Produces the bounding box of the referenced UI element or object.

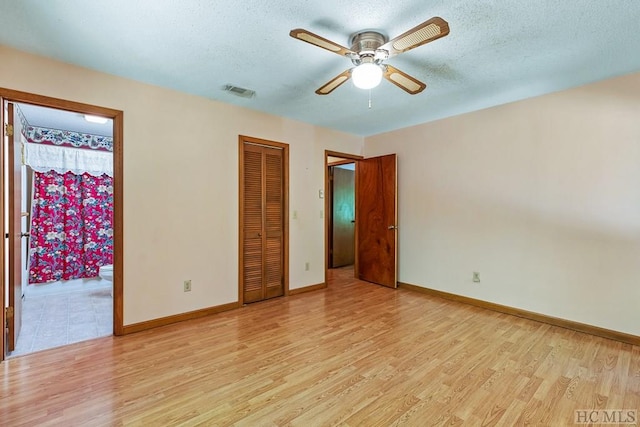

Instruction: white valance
[24,142,113,177]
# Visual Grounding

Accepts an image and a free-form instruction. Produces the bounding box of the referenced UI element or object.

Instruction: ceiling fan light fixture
[290,17,449,95]
[351,63,383,90]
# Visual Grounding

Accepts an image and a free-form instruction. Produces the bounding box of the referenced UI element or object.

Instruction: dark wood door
[330,165,355,267]
[242,143,284,303]
[6,102,23,351]
[356,154,397,288]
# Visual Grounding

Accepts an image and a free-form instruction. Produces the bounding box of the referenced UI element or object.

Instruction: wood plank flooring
[1,267,639,426]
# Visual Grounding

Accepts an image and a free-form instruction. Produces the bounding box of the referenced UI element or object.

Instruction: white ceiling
[17,103,113,137]
[1,1,639,136]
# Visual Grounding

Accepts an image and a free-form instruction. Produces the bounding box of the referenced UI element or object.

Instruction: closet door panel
[264,148,284,299]
[242,145,265,303]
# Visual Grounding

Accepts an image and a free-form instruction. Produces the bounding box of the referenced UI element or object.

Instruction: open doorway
[324,150,399,289]
[327,157,356,273]
[1,89,124,361]
[6,103,113,357]
[325,151,361,285]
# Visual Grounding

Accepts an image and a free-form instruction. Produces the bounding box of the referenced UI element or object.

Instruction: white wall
[366,72,640,336]
[0,45,363,325]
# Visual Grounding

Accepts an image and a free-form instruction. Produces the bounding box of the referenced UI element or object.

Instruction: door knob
[21,232,30,238]
[388,225,397,230]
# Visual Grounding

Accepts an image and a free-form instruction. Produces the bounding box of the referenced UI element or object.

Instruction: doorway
[1,88,124,361]
[324,150,398,289]
[328,158,356,270]
[325,151,361,284]
[238,135,289,304]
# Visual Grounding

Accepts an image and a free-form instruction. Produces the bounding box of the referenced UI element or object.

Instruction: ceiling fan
[290,17,450,95]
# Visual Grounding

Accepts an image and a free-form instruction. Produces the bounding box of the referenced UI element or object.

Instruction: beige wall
[366,72,640,335]
[4,43,638,336]
[0,45,363,325]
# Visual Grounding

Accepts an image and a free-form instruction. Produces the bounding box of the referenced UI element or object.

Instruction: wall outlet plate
[184,280,192,292]
[472,272,480,283]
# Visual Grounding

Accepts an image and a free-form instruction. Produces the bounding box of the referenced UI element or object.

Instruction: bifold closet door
[242,143,284,303]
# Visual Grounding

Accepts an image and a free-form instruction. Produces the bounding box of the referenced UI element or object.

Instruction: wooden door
[356,154,397,288]
[241,142,285,303]
[330,165,355,267]
[6,102,23,351]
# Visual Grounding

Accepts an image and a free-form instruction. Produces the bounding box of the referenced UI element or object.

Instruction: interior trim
[122,302,240,335]
[398,282,640,346]
[288,282,326,296]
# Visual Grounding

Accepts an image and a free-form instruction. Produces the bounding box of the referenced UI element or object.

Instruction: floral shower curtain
[28,170,113,284]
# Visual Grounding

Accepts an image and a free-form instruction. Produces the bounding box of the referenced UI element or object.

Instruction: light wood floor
[2,267,639,426]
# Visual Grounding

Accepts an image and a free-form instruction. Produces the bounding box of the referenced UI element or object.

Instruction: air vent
[223,85,256,99]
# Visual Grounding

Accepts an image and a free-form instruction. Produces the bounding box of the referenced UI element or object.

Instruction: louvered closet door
[242,143,284,303]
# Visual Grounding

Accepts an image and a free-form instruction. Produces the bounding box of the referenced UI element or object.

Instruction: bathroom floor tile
[8,282,112,358]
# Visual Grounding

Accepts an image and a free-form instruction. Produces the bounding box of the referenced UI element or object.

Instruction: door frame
[238,135,289,305]
[324,150,363,285]
[0,88,124,361]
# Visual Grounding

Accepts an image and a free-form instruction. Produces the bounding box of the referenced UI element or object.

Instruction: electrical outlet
[293,210,298,220]
[305,262,310,271]
[472,272,480,283]
[184,280,192,292]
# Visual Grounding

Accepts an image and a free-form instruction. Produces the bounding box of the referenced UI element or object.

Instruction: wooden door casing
[0,89,124,362]
[356,154,397,288]
[240,138,288,304]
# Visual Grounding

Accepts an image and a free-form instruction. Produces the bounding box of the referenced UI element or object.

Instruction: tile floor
[9,278,113,358]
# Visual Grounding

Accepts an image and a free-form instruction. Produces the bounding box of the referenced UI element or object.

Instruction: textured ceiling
[1,1,639,136]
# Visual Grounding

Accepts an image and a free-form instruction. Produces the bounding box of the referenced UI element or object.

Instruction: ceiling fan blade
[290,29,355,57]
[316,69,352,95]
[380,17,450,57]
[383,65,426,94]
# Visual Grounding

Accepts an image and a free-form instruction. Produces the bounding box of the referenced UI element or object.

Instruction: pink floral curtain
[28,170,113,284]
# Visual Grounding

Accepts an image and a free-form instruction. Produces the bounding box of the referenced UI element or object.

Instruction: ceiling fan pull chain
[368,89,372,109]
